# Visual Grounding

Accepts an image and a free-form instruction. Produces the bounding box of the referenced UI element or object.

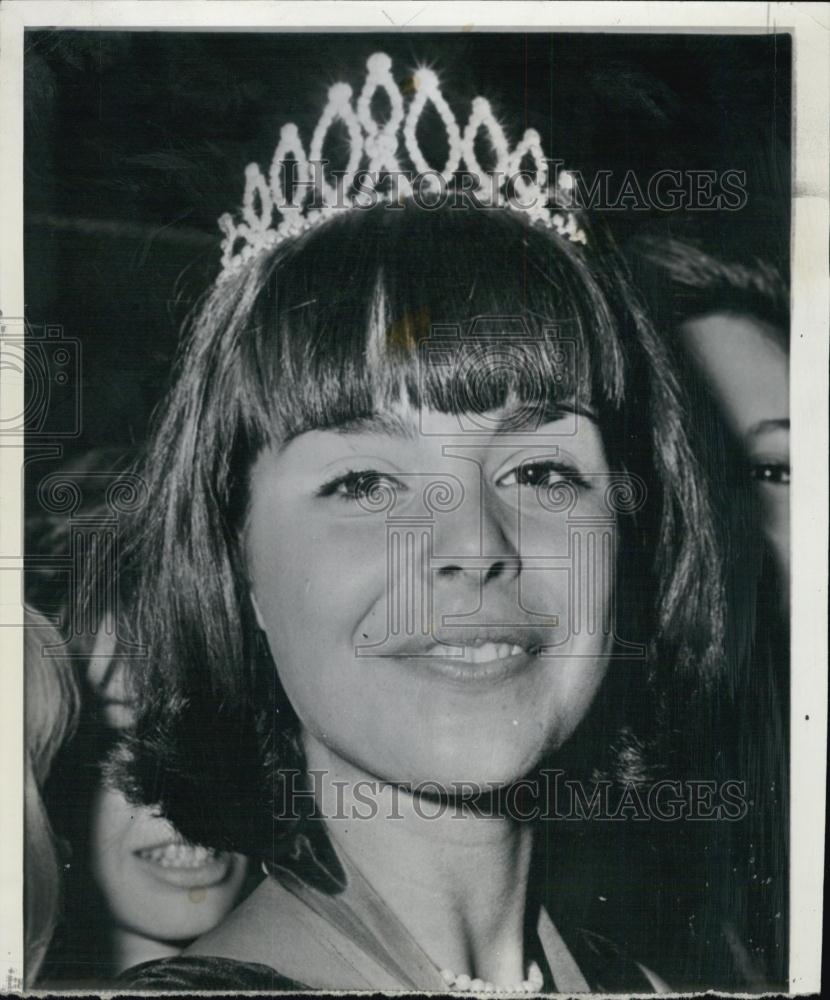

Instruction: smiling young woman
[97,53,741,991]
[244,400,616,793]
[99,192,735,992]
[33,617,251,986]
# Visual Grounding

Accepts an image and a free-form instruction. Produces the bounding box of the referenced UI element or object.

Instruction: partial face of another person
[85,630,248,944]
[246,402,619,791]
[87,784,248,944]
[681,313,789,603]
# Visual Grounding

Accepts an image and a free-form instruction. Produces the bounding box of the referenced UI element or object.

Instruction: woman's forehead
[332,396,594,437]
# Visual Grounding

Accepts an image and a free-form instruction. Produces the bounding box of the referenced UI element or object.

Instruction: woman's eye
[751,463,791,486]
[496,460,589,489]
[317,469,405,503]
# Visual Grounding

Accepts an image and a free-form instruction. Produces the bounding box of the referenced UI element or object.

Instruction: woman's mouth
[404,639,543,685]
[423,641,526,664]
[133,841,234,889]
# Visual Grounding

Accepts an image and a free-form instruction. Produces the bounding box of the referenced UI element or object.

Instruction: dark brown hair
[109,203,727,858]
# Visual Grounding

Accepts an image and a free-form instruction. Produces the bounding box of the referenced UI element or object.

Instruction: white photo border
[1,2,826,994]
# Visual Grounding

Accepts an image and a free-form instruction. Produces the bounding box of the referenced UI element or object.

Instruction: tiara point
[414,67,439,89]
[217,52,589,276]
[368,52,392,73]
[328,82,353,104]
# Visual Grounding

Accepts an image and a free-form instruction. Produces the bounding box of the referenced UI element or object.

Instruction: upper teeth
[136,842,217,868]
[426,641,524,663]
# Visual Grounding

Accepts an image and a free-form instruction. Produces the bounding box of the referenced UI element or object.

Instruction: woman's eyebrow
[747,417,789,437]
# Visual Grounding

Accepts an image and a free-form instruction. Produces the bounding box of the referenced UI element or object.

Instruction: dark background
[24,30,791,459]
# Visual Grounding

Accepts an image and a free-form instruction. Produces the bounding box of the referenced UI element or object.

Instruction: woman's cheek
[515,508,617,649]
[261,518,388,625]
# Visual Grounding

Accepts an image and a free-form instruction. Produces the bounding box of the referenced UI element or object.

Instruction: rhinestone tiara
[217,52,587,278]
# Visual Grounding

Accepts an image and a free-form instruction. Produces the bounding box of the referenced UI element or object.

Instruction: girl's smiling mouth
[424,640,526,663]
[132,841,234,889]
[401,643,543,686]
[381,629,550,686]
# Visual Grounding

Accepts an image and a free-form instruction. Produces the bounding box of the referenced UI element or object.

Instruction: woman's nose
[431,487,521,586]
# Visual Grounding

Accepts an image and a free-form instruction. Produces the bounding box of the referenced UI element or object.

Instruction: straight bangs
[225,204,627,452]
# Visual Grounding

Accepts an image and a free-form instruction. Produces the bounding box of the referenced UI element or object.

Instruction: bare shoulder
[183,878,282,965]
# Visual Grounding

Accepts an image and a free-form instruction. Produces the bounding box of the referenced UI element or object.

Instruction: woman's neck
[305,736,537,987]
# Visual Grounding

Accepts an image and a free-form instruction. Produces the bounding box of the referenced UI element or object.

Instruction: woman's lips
[398,641,543,685]
[426,640,525,663]
[132,841,234,889]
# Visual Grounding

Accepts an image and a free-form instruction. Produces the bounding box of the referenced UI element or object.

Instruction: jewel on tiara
[218,52,588,278]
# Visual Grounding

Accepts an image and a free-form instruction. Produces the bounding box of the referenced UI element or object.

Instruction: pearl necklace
[439,959,544,993]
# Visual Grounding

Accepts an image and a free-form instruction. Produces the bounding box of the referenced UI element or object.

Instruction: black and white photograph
[1,2,827,995]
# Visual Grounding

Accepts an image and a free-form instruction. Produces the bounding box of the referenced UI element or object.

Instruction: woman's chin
[368,742,549,799]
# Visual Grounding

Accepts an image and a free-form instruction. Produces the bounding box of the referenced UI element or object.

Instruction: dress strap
[553,922,662,993]
[269,841,448,989]
[537,906,592,992]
